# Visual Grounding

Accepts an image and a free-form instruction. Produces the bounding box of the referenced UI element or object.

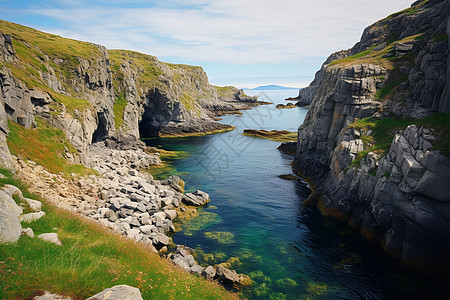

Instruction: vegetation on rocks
[243,129,297,142]
[6,119,95,176]
[0,169,237,300]
[349,113,450,168]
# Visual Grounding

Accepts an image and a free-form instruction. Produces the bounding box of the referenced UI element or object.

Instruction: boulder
[182,190,209,206]
[164,209,177,220]
[214,265,240,284]
[38,233,62,246]
[25,198,42,211]
[0,210,21,243]
[0,190,23,217]
[202,265,216,278]
[87,285,143,300]
[19,211,46,223]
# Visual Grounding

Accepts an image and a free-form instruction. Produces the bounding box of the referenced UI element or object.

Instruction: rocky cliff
[0,19,255,167]
[293,0,450,269]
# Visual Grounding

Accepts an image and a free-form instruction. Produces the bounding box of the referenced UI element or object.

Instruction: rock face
[293,0,450,268]
[0,20,258,169]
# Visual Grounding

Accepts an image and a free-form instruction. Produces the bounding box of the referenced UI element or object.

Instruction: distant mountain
[250,85,298,90]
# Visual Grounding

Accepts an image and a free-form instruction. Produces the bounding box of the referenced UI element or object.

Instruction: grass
[348,113,450,169]
[383,0,429,20]
[214,86,238,98]
[375,74,408,100]
[0,168,237,300]
[6,118,96,176]
[113,93,128,130]
[180,93,200,115]
[328,34,422,70]
[242,129,297,142]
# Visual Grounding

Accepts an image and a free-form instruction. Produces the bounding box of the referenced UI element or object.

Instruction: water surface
[145,90,446,299]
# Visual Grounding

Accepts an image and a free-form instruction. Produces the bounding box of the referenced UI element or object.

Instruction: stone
[215,265,239,284]
[25,198,42,211]
[153,211,166,222]
[152,233,170,246]
[202,265,216,278]
[164,209,177,220]
[139,225,155,235]
[22,227,34,238]
[87,285,143,300]
[34,291,72,299]
[126,228,140,239]
[0,190,23,217]
[19,211,46,223]
[38,233,62,246]
[173,257,190,272]
[140,182,155,194]
[0,210,21,243]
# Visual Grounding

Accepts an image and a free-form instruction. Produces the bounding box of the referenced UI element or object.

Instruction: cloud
[21,0,413,65]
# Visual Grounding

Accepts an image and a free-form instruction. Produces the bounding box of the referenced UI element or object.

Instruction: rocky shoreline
[13,140,250,288]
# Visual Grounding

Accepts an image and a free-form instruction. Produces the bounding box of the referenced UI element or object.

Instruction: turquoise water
[145,90,446,299]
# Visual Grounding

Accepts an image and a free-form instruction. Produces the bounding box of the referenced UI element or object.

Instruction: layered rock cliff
[0,19,255,167]
[293,0,450,269]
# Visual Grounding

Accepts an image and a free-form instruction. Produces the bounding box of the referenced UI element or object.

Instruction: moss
[158,126,235,138]
[180,92,199,114]
[242,129,297,142]
[278,174,299,181]
[375,74,408,100]
[113,92,127,130]
[431,32,448,42]
[328,46,376,66]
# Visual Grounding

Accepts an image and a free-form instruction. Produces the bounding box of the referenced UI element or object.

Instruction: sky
[0,0,414,89]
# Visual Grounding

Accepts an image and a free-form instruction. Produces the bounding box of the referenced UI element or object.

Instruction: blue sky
[0,0,413,89]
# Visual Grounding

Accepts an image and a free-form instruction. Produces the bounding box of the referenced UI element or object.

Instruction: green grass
[383,0,429,20]
[214,86,237,98]
[375,74,408,100]
[6,119,96,176]
[0,168,237,300]
[113,93,128,130]
[328,46,375,66]
[431,32,448,42]
[348,113,450,169]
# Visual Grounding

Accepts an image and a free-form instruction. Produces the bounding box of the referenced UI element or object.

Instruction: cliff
[0,19,255,168]
[293,0,450,269]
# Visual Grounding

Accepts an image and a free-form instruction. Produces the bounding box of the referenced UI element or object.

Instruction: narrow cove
[145,90,446,299]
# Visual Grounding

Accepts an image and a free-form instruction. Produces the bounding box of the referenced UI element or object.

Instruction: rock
[164,209,177,220]
[151,233,170,246]
[22,227,34,237]
[153,211,166,222]
[87,285,143,300]
[182,190,209,206]
[38,233,62,246]
[214,265,240,284]
[0,190,23,217]
[34,291,72,299]
[202,265,216,278]
[277,142,297,154]
[0,210,22,243]
[25,198,42,211]
[19,211,46,223]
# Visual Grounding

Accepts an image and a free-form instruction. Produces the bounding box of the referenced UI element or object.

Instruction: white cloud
[27,0,413,65]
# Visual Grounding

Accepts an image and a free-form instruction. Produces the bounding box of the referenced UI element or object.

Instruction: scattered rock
[34,291,72,300]
[38,233,62,246]
[22,227,35,238]
[87,285,143,300]
[19,211,46,223]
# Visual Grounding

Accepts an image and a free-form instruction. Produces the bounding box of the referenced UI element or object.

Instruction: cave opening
[92,111,108,143]
[139,88,178,138]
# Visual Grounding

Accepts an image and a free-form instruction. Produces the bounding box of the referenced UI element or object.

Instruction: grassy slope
[0,19,94,117]
[0,168,237,300]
